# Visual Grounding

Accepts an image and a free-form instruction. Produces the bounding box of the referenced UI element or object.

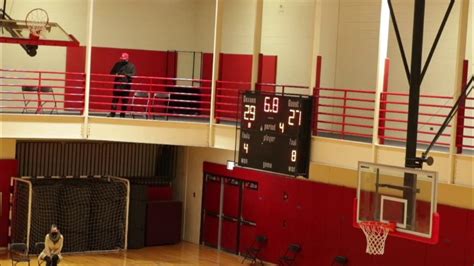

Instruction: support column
[250,0,263,90]
[309,0,324,91]
[371,0,391,162]
[404,0,426,230]
[448,0,470,184]
[209,0,224,147]
[82,0,94,139]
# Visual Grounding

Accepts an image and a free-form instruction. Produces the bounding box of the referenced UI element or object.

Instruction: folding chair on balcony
[22,86,57,114]
[10,243,30,266]
[278,243,301,266]
[241,235,267,265]
[152,92,170,120]
[130,91,150,119]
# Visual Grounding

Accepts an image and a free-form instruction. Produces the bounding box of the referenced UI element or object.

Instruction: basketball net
[25,8,49,38]
[359,221,394,255]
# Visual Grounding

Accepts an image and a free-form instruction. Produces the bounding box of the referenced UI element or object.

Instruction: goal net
[10,176,130,253]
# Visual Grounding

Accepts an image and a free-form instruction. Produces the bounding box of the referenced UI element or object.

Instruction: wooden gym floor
[0,242,248,265]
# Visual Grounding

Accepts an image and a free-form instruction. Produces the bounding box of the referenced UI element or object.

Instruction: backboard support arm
[1,0,6,19]
[420,75,474,164]
[420,0,455,83]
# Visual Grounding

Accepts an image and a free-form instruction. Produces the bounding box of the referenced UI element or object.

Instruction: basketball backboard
[0,19,79,47]
[354,162,439,244]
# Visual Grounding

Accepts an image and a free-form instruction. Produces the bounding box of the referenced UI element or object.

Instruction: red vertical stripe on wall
[65,47,86,110]
[258,54,278,93]
[166,51,178,84]
[217,53,253,121]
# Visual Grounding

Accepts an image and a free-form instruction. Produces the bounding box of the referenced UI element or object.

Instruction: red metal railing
[311,55,376,140]
[0,69,85,114]
[460,95,474,150]
[456,60,473,152]
[313,87,376,139]
[1,62,472,155]
[379,92,453,147]
[214,80,251,123]
[88,74,212,120]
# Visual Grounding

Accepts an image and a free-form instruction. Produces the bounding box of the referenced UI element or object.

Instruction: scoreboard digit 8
[238,91,313,177]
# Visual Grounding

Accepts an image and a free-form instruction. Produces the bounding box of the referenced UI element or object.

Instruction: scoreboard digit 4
[238,91,313,177]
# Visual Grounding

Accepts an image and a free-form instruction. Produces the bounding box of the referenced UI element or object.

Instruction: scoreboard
[238,91,313,177]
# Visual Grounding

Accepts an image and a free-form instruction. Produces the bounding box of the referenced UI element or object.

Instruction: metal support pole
[404,0,426,230]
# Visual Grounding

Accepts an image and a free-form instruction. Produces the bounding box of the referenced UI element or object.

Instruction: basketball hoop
[359,221,395,255]
[25,8,49,37]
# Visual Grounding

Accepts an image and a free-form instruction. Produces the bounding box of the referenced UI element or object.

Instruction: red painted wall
[258,54,278,93]
[203,162,474,266]
[0,160,18,246]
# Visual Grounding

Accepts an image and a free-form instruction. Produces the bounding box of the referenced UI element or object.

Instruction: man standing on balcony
[109,52,136,118]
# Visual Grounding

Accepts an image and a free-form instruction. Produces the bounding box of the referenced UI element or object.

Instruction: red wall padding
[148,186,173,201]
[203,161,474,266]
[466,211,474,265]
[145,201,182,246]
[223,178,240,218]
[0,160,18,246]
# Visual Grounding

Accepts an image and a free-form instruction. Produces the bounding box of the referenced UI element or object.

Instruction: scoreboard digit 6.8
[238,91,313,177]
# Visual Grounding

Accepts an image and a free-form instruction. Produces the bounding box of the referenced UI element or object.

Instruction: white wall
[335,0,381,90]
[387,0,462,93]
[195,0,217,53]
[221,0,257,54]
[261,0,316,87]
[318,0,340,89]
[92,0,213,52]
[315,0,380,136]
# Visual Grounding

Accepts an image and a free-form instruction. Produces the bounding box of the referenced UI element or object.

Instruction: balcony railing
[313,87,376,141]
[0,69,85,114]
[0,65,472,155]
[88,74,212,120]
